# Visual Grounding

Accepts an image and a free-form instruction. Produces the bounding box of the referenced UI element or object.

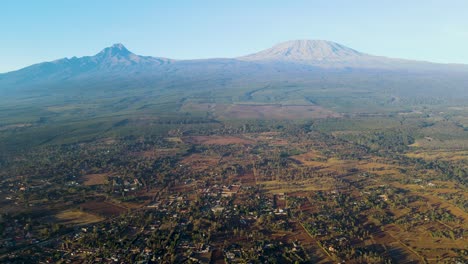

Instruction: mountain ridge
[1,40,468,95]
[238,40,366,62]
[2,40,468,76]
[0,44,174,86]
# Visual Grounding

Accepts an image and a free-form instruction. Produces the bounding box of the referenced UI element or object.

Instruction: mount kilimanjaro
[2,40,467,78]
[0,39,467,106]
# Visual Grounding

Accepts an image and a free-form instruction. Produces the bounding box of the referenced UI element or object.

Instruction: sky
[1,0,468,73]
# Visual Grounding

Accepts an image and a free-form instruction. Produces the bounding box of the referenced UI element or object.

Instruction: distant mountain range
[1,39,467,109]
[0,43,172,86]
[2,39,467,79]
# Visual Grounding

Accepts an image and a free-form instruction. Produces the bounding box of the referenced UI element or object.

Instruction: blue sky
[1,0,467,73]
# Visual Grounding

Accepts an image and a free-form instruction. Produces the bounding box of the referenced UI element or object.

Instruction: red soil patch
[80,200,127,217]
[136,148,178,159]
[181,153,220,171]
[81,173,109,186]
[236,173,257,186]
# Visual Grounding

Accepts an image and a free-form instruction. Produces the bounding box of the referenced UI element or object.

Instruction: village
[0,127,466,263]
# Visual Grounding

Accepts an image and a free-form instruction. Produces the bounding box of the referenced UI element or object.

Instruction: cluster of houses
[110,177,143,194]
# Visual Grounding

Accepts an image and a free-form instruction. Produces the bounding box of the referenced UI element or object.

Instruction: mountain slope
[0,40,467,103]
[2,40,468,87]
[87,43,173,70]
[239,40,365,62]
[0,44,173,88]
[238,40,468,71]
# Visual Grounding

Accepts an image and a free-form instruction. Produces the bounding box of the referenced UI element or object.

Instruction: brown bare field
[181,153,220,171]
[291,153,402,176]
[250,132,290,146]
[183,135,254,145]
[405,150,468,162]
[235,173,257,186]
[355,160,402,176]
[136,148,179,159]
[165,137,183,143]
[210,248,226,264]
[82,173,109,186]
[260,179,335,194]
[80,200,127,217]
[172,181,197,194]
[290,150,326,165]
[55,209,104,225]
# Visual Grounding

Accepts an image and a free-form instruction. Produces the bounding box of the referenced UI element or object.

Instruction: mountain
[239,40,365,62]
[82,43,173,70]
[0,44,173,88]
[1,40,468,106]
[238,40,468,71]
[2,40,467,84]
